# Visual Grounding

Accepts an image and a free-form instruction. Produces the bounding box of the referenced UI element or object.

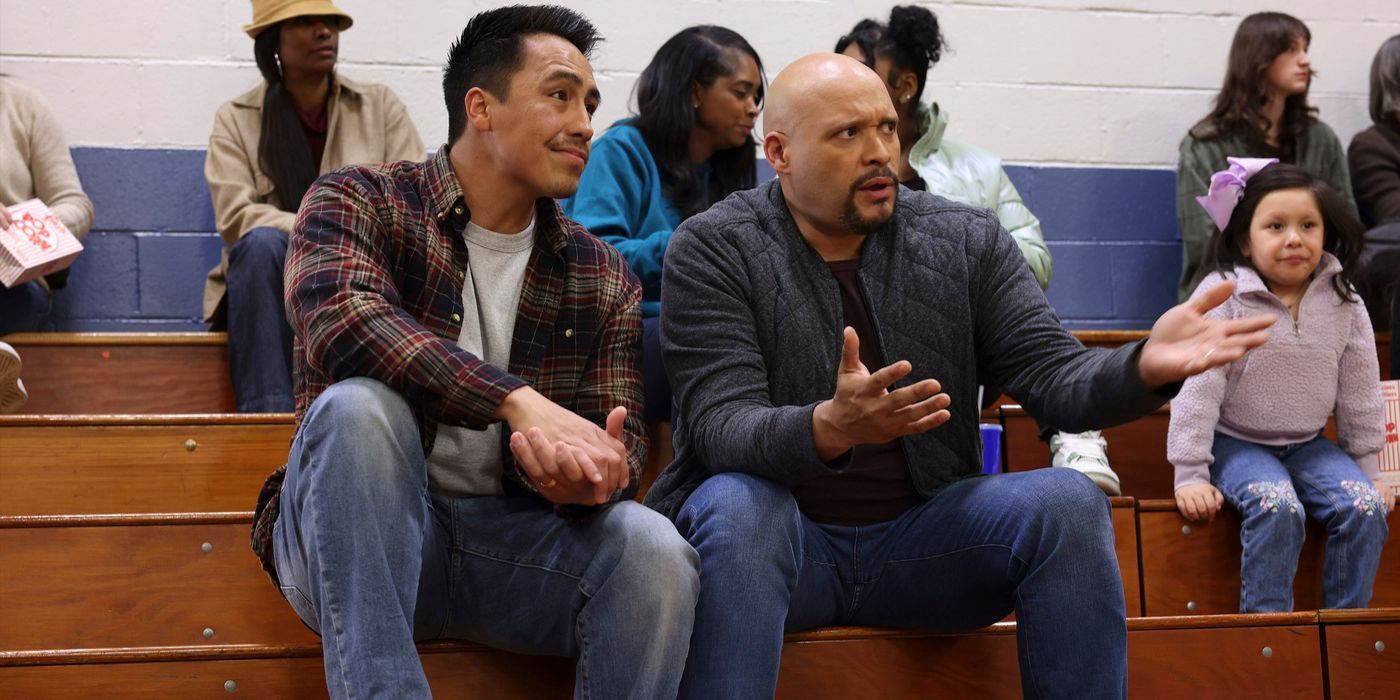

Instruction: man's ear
[763,132,790,175]
[465,87,493,132]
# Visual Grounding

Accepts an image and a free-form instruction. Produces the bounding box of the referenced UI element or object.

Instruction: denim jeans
[272,378,700,699]
[226,227,294,412]
[1211,432,1390,612]
[675,469,1127,699]
[0,280,52,335]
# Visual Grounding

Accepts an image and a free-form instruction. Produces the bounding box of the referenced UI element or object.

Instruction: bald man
[644,54,1271,698]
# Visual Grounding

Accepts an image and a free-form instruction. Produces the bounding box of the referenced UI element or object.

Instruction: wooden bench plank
[0,519,318,652]
[3,333,234,414]
[1112,497,1144,617]
[0,616,1331,699]
[1137,500,1400,616]
[1000,405,1340,501]
[0,415,293,517]
[1321,620,1399,698]
[7,331,1384,417]
[0,500,1137,656]
[1072,330,1390,380]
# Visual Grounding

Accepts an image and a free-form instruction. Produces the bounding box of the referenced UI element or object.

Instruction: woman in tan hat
[205,0,423,412]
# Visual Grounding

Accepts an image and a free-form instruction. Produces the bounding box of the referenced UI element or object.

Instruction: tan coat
[203,74,424,322]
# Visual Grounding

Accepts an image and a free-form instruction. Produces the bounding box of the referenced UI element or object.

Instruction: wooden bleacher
[1,332,1396,697]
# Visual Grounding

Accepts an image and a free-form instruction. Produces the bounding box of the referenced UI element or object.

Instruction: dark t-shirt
[791,259,920,525]
[298,100,329,167]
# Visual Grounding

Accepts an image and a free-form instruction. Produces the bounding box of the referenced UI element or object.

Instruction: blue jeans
[676,469,1127,699]
[1211,432,1390,612]
[272,378,700,699]
[0,280,52,335]
[226,227,294,412]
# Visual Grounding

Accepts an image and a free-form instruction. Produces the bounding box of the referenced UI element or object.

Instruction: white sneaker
[0,341,27,414]
[1050,430,1121,496]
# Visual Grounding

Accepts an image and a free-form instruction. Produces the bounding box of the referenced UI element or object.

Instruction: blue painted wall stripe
[52,147,1181,332]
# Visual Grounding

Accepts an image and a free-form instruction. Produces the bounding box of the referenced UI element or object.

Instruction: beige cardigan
[203,74,424,322]
[0,78,94,239]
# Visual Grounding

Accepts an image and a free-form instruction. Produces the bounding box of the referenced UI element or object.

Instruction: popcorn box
[1380,380,1400,499]
[0,199,83,288]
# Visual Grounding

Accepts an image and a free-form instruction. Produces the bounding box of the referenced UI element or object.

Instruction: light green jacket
[909,104,1052,290]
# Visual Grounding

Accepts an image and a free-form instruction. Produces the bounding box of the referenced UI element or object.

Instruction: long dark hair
[632,25,763,219]
[254,24,318,212]
[1208,163,1363,302]
[1191,12,1318,158]
[835,5,948,125]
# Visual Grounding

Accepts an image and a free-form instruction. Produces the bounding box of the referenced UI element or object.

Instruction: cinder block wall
[2,1,1396,330]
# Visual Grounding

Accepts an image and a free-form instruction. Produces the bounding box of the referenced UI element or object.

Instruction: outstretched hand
[1138,281,1273,388]
[812,327,952,461]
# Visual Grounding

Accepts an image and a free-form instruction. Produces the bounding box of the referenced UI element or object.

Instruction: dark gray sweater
[644,180,1174,521]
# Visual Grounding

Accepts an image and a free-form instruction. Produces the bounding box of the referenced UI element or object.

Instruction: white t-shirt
[426,216,535,496]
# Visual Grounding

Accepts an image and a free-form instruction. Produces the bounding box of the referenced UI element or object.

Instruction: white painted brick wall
[0,0,1396,167]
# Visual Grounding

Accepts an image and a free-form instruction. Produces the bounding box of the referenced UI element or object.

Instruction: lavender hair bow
[1195,157,1279,231]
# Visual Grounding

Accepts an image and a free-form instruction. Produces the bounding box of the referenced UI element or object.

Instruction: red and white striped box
[0,199,83,287]
[1380,380,1400,499]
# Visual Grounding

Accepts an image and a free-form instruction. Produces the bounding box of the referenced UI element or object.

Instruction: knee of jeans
[1334,480,1393,536]
[1240,480,1305,525]
[679,473,800,560]
[1024,468,1110,530]
[302,378,418,455]
[611,504,700,607]
[229,227,288,271]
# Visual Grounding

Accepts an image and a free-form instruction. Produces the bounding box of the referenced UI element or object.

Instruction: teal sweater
[564,121,687,318]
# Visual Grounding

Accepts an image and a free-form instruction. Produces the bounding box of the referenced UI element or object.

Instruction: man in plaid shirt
[251,7,699,698]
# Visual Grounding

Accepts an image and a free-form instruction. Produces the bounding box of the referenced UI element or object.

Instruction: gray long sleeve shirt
[645,180,1176,521]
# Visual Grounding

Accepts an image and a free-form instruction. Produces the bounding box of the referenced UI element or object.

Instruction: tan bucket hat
[243,0,353,39]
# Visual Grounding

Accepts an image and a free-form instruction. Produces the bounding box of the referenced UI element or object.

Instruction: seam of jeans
[457,547,587,582]
[1290,468,1350,602]
[307,471,354,699]
[1013,585,1046,699]
[886,542,1022,567]
[576,586,593,700]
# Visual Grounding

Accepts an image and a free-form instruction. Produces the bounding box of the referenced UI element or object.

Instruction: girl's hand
[1374,481,1395,516]
[1175,483,1224,522]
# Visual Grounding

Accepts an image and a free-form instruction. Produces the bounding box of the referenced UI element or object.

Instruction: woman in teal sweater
[564,25,765,422]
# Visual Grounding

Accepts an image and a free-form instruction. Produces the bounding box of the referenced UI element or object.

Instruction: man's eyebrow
[542,69,600,102]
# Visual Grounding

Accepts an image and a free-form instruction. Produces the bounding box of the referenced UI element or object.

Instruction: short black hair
[442,5,601,144]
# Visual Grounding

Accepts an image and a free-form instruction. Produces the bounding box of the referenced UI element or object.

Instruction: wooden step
[9,332,1384,417]
[1136,499,1400,616]
[1073,330,1390,380]
[0,498,1140,655]
[0,415,294,517]
[1317,608,1400,699]
[0,614,1336,698]
[3,333,234,414]
[0,513,315,653]
[999,405,1339,500]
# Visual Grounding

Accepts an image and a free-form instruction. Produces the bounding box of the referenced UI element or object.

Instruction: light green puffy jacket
[909,104,1052,290]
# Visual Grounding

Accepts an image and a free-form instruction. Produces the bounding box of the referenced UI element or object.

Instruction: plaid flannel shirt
[251,147,646,580]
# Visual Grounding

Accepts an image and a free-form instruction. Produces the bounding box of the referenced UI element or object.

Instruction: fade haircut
[442,5,601,144]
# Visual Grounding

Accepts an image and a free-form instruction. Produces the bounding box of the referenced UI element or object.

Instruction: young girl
[1169,161,1392,613]
[1175,12,1356,303]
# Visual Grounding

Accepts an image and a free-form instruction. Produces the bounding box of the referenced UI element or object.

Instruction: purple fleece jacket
[1168,253,1385,491]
